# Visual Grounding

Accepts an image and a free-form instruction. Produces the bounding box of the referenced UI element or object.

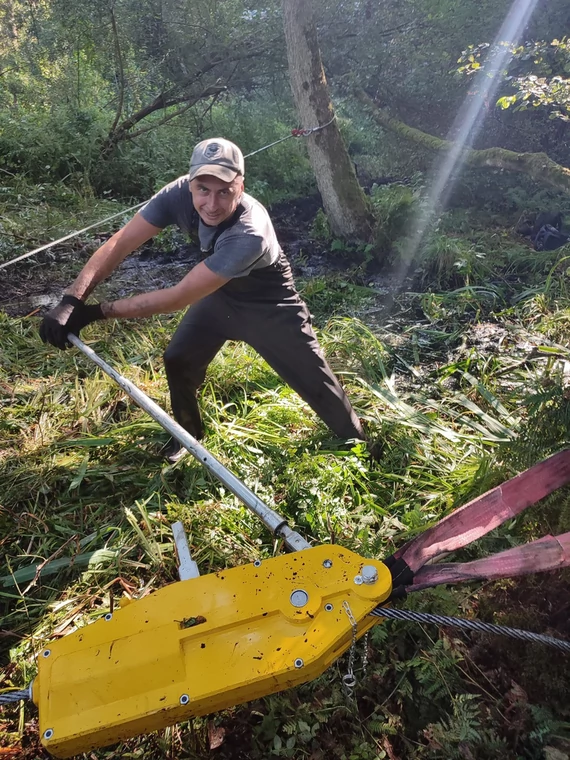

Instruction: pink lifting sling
[383,448,570,597]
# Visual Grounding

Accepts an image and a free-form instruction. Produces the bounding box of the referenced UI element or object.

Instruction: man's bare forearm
[101,287,187,319]
[66,238,127,300]
[64,214,161,301]
[99,261,229,321]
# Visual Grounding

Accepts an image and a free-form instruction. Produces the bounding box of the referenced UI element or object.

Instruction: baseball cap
[189,138,245,182]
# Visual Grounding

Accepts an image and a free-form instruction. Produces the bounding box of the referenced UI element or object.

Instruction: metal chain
[342,600,358,697]
[244,115,336,157]
[371,607,570,653]
[362,631,370,678]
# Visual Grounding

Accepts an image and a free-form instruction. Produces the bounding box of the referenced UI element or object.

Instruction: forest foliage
[1,0,569,199]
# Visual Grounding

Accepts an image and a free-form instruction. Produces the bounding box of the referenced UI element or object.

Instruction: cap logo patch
[204,142,222,159]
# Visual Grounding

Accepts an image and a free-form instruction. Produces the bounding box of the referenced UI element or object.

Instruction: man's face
[190,175,244,226]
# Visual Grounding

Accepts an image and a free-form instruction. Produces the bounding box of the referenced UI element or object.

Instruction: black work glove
[39,295,105,350]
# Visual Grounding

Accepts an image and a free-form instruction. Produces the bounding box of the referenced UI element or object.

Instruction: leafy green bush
[449,168,570,222]
[370,182,418,253]
[0,92,318,202]
[0,105,107,183]
[309,208,332,240]
[299,277,376,324]
[415,232,491,288]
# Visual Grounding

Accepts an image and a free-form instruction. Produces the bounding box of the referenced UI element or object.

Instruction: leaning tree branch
[99,59,224,157]
[125,86,227,140]
[100,43,273,158]
[356,89,570,194]
[115,60,222,132]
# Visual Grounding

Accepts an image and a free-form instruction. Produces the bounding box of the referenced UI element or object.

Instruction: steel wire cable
[372,606,570,653]
[0,203,147,271]
[0,688,32,705]
[2,604,568,709]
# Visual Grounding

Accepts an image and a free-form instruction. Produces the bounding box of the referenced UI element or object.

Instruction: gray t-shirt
[140,175,281,279]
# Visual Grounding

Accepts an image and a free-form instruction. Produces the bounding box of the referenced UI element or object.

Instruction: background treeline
[1,0,568,201]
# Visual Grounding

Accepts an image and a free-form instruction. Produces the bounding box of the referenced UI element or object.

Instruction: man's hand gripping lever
[39,295,105,350]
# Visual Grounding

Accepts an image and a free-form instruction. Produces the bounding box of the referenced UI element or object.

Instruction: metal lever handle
[68,334,310,552]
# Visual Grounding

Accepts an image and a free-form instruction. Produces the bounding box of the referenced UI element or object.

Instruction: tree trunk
[356,89,570,194]
[282,0,374,240]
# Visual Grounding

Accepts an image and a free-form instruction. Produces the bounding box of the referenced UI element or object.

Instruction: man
[40,138,365,462]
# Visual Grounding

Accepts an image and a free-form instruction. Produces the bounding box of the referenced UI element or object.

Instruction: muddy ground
[0,195,404,322]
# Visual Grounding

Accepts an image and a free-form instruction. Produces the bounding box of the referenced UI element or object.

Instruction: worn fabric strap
[393,449,570,573]
[408,532,570,591]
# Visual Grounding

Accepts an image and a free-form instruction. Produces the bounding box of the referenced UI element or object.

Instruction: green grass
[2,203,570,758]
[2,281,570,757]
[0,178,141,266]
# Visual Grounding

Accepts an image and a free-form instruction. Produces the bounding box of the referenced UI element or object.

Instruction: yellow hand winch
[33,544,391,758]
